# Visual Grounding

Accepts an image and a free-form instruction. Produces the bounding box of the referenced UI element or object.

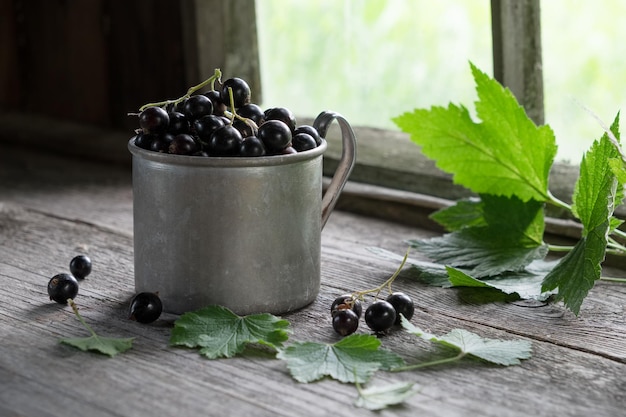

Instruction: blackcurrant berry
[168,133,198,155]
[134,132,155,150]
[183,95,213,120]
[294,125,322,146]
[220,78,251,108]
[128,292,163,324]
[292,132,317,152]
[237,103,265,125]
[150,133,174,153]
[257,120,292,151]
[167,111,190,135]
[239,136,266,157]
[280,146,297,155]
[48,273,79,304]
[264,107,296,132]
[69,255,92,280]
[139,106,169,134]
[330,294,363,318]
[233,118,256,138]
[173,98,188,114]
[193,114,225,142]
[385,292,415,324]
[364,300,396,333]
[332,309,359,336]
[208,125,243,156]
[204,90,227,116]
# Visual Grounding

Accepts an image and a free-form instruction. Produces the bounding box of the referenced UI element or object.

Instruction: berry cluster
[329,250,415,336]
[330,292,414,336]
[132,69,322,157]
[46,255,163,324]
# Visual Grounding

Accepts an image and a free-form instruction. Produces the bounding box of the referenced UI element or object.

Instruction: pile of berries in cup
[132,70,322,157]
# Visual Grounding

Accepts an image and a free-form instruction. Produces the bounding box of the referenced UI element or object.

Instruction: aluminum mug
[128,111,356,315]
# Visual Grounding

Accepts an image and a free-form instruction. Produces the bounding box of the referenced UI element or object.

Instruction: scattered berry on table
[332,309,360,336]
[69,255,92,280]
[48,273,79,304]
[364,300,397,333]
[386,292,415,324]
[330,294,362,318]
[128,292,163,324]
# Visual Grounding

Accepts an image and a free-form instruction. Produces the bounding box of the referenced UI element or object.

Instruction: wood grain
[1,146,625,417]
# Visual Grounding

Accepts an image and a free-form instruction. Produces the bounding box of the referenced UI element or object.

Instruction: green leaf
[169,305,290,359]
[571,115,621,228]
[276,334,404,383]
[393,62,557,202]
[410,195,548,277]
[542,115,622,315]
[446,261,557,301]
[60,298,134,357]
[60,335,134,357]
[367,246,555,300]
[430,198,486,231]
[609,157,626,185]
[355,382,420,410]
[402,317,532,366]
[411,233,548,278]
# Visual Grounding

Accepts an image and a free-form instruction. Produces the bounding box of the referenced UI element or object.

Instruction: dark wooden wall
[0,0,260,132]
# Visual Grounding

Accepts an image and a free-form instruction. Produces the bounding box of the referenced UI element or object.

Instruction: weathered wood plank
[1,147,626,416]
[0,205,625,417]
[491,0,544,125]
[180,0,262,101]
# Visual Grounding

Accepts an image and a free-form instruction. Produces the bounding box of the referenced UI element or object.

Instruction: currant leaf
[393,62,557,203]
[169,305,289,359]
[354,381,420,410]
[402,317,532,366]
[542,114,622,315]
[60,335,134,357]
[410,194,548,277]
[276,334,404,384]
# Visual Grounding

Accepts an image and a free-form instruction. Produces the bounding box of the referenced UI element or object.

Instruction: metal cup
[128,111,356,315]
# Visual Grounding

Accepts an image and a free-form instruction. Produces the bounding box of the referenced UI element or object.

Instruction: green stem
[67,298,98,338]
[606,236,626,255]
[351,248,410,301]
[548,244,574,252]
[546,190,572,212]
[138,68,222,112]
[606,248,626,256]
[610,227,626,242]
[392,351,466,372]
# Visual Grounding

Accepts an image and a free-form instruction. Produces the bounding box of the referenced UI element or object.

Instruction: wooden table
[1,144,625,417]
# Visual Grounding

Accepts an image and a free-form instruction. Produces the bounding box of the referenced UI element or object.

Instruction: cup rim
[128,137,327,167]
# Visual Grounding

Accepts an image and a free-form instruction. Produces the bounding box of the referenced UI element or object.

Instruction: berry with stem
[331,294,363,318]
[137,69,222,112]
[386,292,415,324]
[332,309,360,336]
[48,273,79,304]
[139,107,169,134]
[364,300,396,332]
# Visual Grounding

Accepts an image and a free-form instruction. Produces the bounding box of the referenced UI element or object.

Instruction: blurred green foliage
[256,0,626,162]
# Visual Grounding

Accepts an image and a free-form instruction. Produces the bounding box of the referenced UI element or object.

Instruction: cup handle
[313,111,357,229]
